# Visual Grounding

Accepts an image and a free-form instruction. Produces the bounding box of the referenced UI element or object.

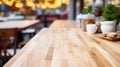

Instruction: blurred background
[0,0,119,23]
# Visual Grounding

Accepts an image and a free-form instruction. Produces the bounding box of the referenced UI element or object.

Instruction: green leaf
[102,4,119,21]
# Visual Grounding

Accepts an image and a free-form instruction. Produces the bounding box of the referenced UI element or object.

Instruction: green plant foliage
[87,6,92,13]
[102,4,119,21]
[82,6,92,14]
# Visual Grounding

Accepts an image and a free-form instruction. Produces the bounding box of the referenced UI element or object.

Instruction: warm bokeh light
[3,0,15,6]
[45,0,62,8]
[0,1,2,5]
[41,4,47,9]
[15,1,23,8]
[0,0,70,9]
[36,2,41,8]
[61,0,69,5]
[26,0,35,6]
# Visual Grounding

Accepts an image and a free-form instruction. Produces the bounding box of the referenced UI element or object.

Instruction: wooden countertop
[0,20,39,30]
[4,20,120,67]
[50,20,77,28]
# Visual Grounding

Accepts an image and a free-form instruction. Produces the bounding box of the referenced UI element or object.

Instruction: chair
[0,28,18,65]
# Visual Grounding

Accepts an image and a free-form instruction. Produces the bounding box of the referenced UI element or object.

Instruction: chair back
[0,28,18,59]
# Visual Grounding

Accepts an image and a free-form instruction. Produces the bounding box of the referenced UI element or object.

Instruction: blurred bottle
[92,0,103,17]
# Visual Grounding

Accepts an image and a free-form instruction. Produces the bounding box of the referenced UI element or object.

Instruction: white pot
[101,21,114,33]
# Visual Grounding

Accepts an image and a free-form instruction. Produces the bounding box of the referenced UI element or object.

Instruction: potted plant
[101,4,119,33]
[82,6,92,14]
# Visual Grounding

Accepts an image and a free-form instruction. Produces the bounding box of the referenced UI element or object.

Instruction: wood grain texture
[50,20,77,29]
[4,20,120,67]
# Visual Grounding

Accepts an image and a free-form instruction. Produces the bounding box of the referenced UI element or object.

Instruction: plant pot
[101,21,114,33]
[113,20,117,32]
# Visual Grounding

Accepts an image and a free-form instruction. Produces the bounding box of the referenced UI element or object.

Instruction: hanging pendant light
[45,0,62,8]
[41,4,47,9]
[36,2,41,8]
[15,1,23,8]
[3,0,15,6]
[0,1,2,5]
[35,0,43,8]
[38,0,47,9]
[26,0,35,7]
[0,0,69,9]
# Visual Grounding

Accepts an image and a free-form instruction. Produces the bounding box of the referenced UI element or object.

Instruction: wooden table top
[50,20,77,29]
[0,20,39,30]
[4,20,120,67]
